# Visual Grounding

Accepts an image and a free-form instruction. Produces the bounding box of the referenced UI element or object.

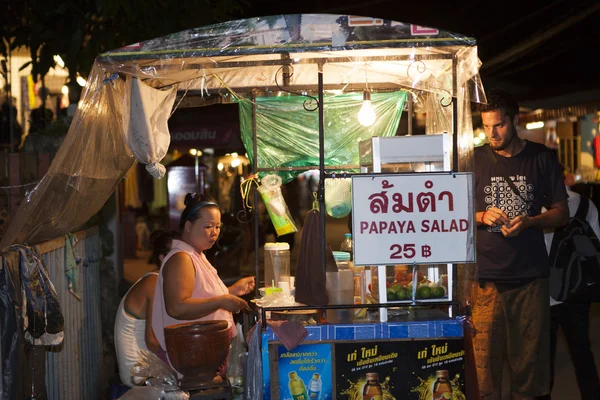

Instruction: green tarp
[239,91,407,182]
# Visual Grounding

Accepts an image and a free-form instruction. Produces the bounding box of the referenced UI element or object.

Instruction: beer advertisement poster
[408,339,466,399]
[335,341,407,398]
[277,343,332,400]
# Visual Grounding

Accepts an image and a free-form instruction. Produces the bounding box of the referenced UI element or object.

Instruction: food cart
[1,13,486,400]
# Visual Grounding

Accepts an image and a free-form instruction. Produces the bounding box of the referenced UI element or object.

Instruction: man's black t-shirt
[474,141,567,283]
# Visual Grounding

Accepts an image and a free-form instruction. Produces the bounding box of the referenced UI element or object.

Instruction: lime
[432,286,446,298]
[386,288,397,301]
[406,283,415,299]
[417,286,432,299]
[390,284,402,292]
[395,287,408,301]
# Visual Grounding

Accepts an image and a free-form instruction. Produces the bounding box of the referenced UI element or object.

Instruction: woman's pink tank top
[151,239,235,355]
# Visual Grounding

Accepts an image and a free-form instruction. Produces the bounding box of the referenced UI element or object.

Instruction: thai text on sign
[351,173,476,265]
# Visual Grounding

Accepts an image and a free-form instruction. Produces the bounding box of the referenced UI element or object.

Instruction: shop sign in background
[352,173,475,265]
[277,343,333,400]
[335,341,407,399]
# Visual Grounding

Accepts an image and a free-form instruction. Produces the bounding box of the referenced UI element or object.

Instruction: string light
[358,91,376,127]
[358,64,376,127]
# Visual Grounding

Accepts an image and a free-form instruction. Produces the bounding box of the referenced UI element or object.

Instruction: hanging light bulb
[358,91,376,127]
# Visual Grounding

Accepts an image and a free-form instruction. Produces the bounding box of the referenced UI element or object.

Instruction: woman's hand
[229,276,255,297]
[219,294,250,314]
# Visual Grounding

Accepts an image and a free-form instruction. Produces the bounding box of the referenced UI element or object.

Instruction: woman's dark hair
[150,230,179,267]
[476,88,520,120]
[178,193,219,233]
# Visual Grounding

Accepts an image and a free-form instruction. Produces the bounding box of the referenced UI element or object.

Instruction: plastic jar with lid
[264,242,290,291]
[332,251,351,270]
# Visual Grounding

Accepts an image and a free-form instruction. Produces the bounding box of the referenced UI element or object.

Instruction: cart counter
[260,309,466,400]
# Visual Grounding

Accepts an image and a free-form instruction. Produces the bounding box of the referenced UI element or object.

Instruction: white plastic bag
[129,349,178,390]
[324,177,352,218]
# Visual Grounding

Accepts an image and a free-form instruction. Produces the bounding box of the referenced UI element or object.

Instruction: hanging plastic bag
[257,174,297,236]
[244,323,263,400]
[324,177,352,218]
[12,245,65,346]
[227,323,247,396]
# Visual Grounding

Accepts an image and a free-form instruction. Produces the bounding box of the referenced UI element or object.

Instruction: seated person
[151,193,255,372]
[114,230,178,386]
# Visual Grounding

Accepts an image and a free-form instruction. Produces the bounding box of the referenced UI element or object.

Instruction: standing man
[473,89,569,400]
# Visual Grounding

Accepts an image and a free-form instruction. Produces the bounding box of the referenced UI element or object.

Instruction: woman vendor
[151,193,255,369]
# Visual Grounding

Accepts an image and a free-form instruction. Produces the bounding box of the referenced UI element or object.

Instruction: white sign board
[352,173,476,265]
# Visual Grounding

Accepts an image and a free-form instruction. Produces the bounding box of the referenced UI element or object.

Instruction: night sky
[240,0,600,107]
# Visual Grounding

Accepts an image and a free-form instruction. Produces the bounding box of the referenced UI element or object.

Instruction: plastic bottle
[340,233,353,259]
[432,370,453,400]
[308,373,322,400]
[362,372,383,399]
[289,371,309,400]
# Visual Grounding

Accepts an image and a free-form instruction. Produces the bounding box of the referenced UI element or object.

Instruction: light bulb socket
[363,91,371,101]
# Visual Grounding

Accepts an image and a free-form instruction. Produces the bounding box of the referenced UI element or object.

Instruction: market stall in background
[0,14,486,400]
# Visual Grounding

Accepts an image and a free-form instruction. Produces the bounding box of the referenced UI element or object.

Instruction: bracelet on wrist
[481,211,487,224]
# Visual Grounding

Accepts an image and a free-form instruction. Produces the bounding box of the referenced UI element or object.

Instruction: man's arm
[527,199,569,230]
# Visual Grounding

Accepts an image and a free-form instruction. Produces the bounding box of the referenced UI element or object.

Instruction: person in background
[539,172,600,399]
[0,100,23,149]
[114,229,178,387]
[473,89,568,400]
[151,193,255,371]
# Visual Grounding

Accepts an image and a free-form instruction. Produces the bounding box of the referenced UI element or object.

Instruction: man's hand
[501,215,530,237]
[481,207,511,227]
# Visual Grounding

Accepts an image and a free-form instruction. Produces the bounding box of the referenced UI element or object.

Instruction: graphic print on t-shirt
[483,175,534,232]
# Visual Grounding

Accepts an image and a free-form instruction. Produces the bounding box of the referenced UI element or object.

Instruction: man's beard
[490,125,516,151]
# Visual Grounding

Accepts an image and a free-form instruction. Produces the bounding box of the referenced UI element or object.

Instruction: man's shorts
[471,278,550,399]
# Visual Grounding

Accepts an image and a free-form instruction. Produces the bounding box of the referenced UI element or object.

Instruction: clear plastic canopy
[0,14,486,248]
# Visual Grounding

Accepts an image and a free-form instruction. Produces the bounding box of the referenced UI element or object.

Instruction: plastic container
[264,242,290,289]
[333,251,364,308]
[332,251,351,270]
[326,269,354,323]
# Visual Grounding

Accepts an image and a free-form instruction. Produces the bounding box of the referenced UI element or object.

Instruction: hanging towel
[294,209,329,306]
[64,233,81,299]
[266,320,308,351]
[246,319,308,353]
